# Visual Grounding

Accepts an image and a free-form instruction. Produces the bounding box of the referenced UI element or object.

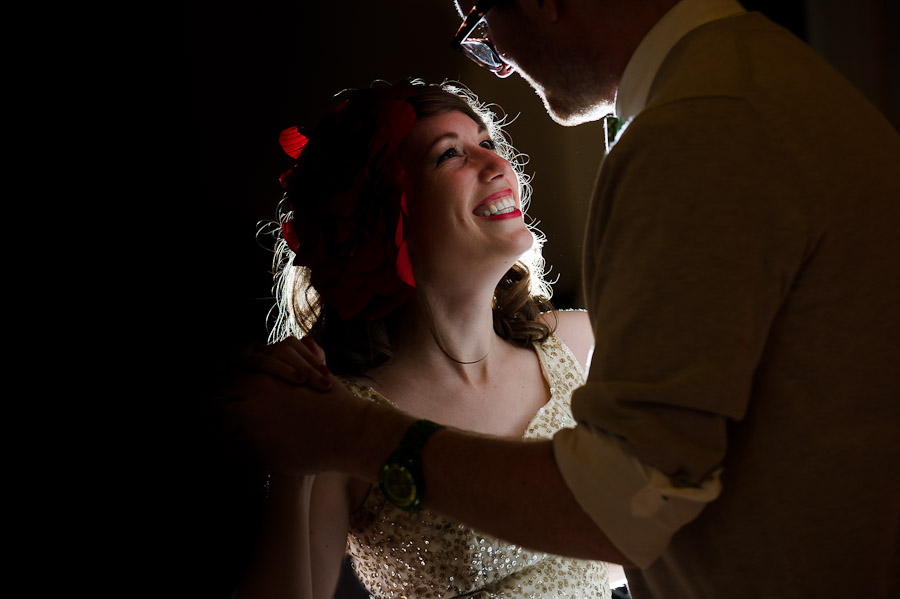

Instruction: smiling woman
[398,110,536,303]
[238,80,610,599]
[269,81,554,373]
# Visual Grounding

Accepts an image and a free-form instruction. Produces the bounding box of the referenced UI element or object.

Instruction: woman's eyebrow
[426,131,459,154]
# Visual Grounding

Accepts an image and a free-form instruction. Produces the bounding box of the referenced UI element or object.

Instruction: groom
[227,0,900,597]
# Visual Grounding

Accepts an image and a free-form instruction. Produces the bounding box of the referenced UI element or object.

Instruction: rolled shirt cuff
[552,425,722,568]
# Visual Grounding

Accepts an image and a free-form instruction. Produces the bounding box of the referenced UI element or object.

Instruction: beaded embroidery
[342,333,611,599]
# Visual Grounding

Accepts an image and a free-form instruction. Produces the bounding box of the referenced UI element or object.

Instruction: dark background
[181,1,898,596]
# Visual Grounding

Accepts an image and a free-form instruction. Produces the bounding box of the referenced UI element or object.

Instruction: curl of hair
[265,80,555,375]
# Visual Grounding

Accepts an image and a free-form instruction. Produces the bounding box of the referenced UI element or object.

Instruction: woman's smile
[472,188,521,219]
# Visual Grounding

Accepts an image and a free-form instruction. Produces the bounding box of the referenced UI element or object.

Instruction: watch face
[382,464,417,507]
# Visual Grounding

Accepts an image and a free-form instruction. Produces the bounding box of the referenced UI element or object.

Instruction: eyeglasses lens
[461,20,503,70]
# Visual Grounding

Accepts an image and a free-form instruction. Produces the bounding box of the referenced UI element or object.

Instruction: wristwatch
[378,419,444,513]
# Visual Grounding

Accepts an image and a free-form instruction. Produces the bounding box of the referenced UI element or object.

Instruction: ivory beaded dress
[341,334,611,599]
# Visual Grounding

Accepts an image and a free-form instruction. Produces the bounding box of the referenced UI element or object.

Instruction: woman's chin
[511,226,537,254]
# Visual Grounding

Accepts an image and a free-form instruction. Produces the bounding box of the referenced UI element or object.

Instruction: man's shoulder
[646,11,819,111]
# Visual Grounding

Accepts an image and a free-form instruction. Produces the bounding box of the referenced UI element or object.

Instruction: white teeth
[476,196,516,217]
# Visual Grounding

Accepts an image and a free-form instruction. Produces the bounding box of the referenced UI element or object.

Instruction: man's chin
[541,93,612,127]
[515,64,613,125]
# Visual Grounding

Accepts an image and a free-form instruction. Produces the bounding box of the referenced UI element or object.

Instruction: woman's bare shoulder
[540,309,594,370]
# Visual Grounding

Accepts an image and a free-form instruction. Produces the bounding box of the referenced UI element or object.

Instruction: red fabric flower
[278,82,419,320]
[278,127,308,159]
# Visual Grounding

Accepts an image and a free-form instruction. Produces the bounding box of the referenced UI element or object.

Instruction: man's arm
[342,393,633,563]
[419,428,634,564]
[223,375,633,565]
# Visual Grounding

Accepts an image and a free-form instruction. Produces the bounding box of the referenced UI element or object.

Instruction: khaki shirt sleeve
[553,425,721,568]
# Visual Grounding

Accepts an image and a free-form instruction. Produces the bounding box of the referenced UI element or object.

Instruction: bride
[237,80,613,599]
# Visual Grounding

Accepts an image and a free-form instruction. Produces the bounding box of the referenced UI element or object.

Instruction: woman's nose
[477,148,510,181]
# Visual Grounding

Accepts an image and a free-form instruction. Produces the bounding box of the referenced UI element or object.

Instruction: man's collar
[614,0,747,124]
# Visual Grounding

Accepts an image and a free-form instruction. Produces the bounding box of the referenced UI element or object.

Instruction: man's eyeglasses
[451,0,512,77]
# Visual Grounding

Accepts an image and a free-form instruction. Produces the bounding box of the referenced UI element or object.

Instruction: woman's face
[399,110,534,288]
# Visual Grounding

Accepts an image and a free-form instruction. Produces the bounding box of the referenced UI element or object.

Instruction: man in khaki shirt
[226,1,900,596]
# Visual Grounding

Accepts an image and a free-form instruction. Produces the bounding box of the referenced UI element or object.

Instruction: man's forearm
[345,401,633,565]
[421,431,632,564]
[251,381,632,564]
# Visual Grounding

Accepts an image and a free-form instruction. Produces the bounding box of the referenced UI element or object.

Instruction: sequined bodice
[342,333,610,599]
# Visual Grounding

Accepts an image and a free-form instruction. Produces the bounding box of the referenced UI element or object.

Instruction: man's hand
[214,370,370,476]
[244,336,332,391]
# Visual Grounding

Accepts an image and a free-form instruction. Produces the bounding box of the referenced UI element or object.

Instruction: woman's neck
[384,279,503,383]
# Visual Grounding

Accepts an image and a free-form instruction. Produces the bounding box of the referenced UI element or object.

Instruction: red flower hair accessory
[278,82,419,320]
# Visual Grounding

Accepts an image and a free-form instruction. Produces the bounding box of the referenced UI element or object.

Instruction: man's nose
[495,63,515,78]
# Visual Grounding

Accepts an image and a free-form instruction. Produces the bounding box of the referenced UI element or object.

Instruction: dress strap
[338,376,398,409]
[532,332,587,397]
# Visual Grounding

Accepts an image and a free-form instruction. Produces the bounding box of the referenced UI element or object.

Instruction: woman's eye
[437,147,459,164]
[436,139,496,165]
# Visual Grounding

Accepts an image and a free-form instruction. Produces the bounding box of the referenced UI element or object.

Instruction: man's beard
[541,87,613,126]
[516,51,616,126]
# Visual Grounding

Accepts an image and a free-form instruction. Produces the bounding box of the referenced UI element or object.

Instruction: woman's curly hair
[265,80,556,375]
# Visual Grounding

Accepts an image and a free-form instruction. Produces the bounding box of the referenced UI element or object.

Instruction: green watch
[378,419,444,513]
